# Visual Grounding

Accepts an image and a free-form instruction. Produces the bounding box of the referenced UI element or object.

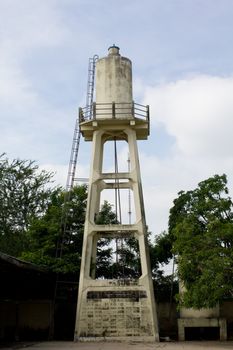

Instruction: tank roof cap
[108,44,120,56]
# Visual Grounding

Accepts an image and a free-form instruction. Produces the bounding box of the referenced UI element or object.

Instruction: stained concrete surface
[1,342,233,350]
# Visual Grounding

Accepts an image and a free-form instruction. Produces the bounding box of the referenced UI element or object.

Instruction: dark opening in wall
[185,327,220,340]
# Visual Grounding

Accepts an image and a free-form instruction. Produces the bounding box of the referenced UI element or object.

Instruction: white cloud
[0,1,69,54]
[0,0,70,109]
[141,153,233,235]
[0,57,38,110]
[41,161,90,189]
[144,75,233,157]
[139,75,233,235]
[0,1,75,163]
[69,74,233,236]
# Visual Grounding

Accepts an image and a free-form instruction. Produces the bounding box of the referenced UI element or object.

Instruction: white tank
[95,45,133,119]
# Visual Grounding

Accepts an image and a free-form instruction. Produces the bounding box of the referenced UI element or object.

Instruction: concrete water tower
[74,46,159,342]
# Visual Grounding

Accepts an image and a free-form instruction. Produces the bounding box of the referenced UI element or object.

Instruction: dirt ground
[1,341,233,350]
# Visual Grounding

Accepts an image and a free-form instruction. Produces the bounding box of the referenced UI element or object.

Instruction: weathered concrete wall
[220,301,233,339]
[177,300,233,341]
[1,300,232,341]
[158,301,233,340]
[220,301,233,321]
[180,305,220,318]
[157,302,178,338]
[78,289,154,339]
[19,301,51,329]
[0,300,51,340]
[96,46,132,119]
[96,46,132,105]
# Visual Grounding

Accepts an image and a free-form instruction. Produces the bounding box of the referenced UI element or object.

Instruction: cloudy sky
[1,0,233,244]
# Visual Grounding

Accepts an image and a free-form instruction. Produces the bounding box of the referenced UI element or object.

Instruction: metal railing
[79,101,149,123]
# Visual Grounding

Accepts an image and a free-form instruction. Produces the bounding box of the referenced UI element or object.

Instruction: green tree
[21,185,87,274]
[95,202,145,279]
[0,154,54,256]
[169,174,233,308]
[22,193,121,277]
[0,153,175,289]
[149,230,177,302]
[150,230,173,277]
[94,201,117,278]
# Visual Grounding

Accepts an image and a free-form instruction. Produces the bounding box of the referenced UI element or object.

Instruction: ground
[1,342,233,350]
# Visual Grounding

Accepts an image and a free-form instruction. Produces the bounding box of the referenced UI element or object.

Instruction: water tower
[74,46,159,342]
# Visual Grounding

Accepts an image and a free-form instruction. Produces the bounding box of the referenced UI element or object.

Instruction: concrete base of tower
[74,282,159,342]
[74,336,158,342]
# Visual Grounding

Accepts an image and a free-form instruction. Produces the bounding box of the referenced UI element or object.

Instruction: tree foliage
[95,201,142,279]
[0,154,174,297]
[169,174,233,308]
[149,230,176,302]
[150,230,173,276]
[0,154,54,256]
[21,185,87,274]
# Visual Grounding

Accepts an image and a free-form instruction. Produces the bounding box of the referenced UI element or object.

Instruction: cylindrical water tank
[95,45,133,119]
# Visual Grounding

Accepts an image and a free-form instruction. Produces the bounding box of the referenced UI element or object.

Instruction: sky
[1,0,233,249]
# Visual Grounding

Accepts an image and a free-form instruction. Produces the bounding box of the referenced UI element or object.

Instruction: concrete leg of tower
[74,127,159,342]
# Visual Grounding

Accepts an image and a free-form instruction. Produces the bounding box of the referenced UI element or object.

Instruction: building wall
[220,301,233,340]
[0,300,52,341]
[158,300,233,340]
[180,304,220,318]
[1,299,233,341]
[157,302,178,339]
